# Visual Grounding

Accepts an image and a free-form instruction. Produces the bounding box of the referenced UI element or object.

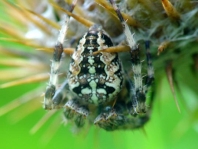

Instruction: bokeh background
[1,78,197,149]
[0,0,198,149]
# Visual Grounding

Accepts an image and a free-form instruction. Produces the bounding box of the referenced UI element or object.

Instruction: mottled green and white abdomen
[68,26,123,105]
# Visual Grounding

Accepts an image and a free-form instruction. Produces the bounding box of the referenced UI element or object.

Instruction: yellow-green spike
[166,62,181,113]
[161,0,181,20]
[93,45,130,55]
[0,87,42,116]
[30,111,57,134]
[0,73,49,88]
[96,0,141,28]
[49,0,94,28]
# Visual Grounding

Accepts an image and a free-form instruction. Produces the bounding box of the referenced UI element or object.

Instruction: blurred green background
[0,0,198,149]
[0,77,197,149]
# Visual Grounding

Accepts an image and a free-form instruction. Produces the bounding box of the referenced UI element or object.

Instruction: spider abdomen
[68,26,123,105]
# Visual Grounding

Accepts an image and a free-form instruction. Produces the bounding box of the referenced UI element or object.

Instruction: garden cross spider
[44,0,154,130]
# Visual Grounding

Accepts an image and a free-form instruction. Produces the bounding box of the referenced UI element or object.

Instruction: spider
[44,0,154,131]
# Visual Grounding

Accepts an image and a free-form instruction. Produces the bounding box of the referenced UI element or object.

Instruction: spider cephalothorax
[44,0,154,130]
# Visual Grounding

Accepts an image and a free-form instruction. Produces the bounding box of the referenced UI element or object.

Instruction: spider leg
[44,0,78,110]
[108,0,138,50]
[94,101,150,131]
[144,41,154,93]
[94,106,125,131]
[64,99,89,127]
[51,80,70,109]
[109,0,143,114]
[129,41,154,114]
[96,42,155,130]
[129,47,146,114]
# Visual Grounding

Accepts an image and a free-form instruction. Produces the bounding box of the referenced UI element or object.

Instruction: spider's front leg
[44,42,64,109]
[44,0,77,110]
[129,46,146,114]
[109,0,154,114]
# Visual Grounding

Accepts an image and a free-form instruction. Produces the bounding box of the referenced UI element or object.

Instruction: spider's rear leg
[123,112,150,129]
[64,99,89,127]
[143,41,154,93]
[129,41,154,115]
[94,100,152,131]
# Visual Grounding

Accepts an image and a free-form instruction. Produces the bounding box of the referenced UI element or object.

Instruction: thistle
[0,0,198,147]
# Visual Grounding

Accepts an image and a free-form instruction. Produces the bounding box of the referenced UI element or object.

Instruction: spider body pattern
[68,25,123,105]
[44,0,154,131]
